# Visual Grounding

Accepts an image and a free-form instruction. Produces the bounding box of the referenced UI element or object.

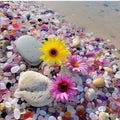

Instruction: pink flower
[66,54,88,74]
[48,73,77,102]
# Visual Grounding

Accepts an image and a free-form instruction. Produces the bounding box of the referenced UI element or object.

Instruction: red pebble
[23,112,32,120]
[76,105,86,120]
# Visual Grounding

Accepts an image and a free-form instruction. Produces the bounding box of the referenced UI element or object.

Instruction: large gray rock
[18,71,53,107]
[15,35,42,66]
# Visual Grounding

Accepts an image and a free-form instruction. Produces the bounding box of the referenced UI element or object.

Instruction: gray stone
[15,35,42,66]
[18,71,53,107]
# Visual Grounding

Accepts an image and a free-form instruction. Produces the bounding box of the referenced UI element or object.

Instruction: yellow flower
[39,37,69,65]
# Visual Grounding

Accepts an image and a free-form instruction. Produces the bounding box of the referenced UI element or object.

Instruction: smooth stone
[18,71,53,107]
[0,40,10,51]
[11,66,20,73]
[48,116,56,120]
[20,64,26,71]
[98,106,106,112]
[85,88,96,101]
[72,38,80,48]
[39,110,46,116]
[98,112,107,120]
[14,108,21,119]
[103,67,113,73]
[15,35,42,66]
[0,103,5,111]
[92,78,105,88]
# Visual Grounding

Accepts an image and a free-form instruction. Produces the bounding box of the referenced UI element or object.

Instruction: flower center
[58,82,68,92]
[49,48,58,57]
[71,62,79,67]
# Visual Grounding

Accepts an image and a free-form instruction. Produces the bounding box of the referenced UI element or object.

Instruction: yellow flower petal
[39,37,69,66]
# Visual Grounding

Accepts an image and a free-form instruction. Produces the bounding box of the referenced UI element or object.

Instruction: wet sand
[41,1,120,49]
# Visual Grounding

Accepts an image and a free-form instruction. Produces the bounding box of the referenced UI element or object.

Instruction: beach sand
[41,1,120,49]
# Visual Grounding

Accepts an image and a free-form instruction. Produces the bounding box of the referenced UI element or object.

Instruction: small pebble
[103,67,113,73]
[89,113,98,120]
[0,83,6,90]
[0,103,5,111]
[5,101,11,108]
[98,112,107,120]
[11,66,20,73]
[48,107,55,113]
[20,64,26,71]
[85,88,96,101]
[72,38,80,48]
[14,108,21,119]
[92,78,105,88]
[38,116,44,120]
[77,86,83,92]
[48,116,57,120]
[98,106,106,112]
[39,110,46,116]
[1,111,7,118]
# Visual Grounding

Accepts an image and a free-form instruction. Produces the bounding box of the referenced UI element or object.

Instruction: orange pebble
[64,111,71,117]
[55,106,62,112]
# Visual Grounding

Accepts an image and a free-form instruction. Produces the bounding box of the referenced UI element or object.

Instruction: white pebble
[114,71,120,78]
[7,46,13,50]
[38,116,44,120]
[60,112,64,116]
[11,66,20,73]
[20,64,26,71]
[89,113,98,120]
[7,52,13,58]
[77,86,83,92]
[57,116,62,120]
[98,106,106,112]
[39,110,46,116]
[5,102,11,108]
[86,79,92,84]
[48,107,55,113]
[112,92,118,99]
[0,83,6,90]
[14,89,21,98]
[32,114,38,120]
[48,116,56,120]
[14,108,21,119]
[11,98,18,105]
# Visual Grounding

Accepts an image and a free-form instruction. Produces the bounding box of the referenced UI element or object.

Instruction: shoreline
[41,1,120,49]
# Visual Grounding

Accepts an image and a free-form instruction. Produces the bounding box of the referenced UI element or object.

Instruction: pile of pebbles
[0,1,120,120]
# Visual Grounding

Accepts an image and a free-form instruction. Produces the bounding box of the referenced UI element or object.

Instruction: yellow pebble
[64,111,71,117]
[72,38,80,48]
[0,103,5,111]
[112,78,117,84]
[0,12,4,16]
[92,78,105,88]
[95,53,100,58]
[103,67,113,73]
[55,106,62,112]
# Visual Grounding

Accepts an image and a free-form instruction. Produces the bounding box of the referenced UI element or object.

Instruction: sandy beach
[41,1,120,49]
